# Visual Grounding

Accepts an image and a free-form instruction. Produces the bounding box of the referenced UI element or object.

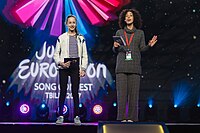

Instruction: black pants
[58,59,80,117]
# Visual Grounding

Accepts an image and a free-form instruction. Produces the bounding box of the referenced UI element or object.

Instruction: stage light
[93,104,103,115]
[79,103,87,121]
[36,102,49,121]
[17,103,31,121]
[1,99,12,121]
[113,102,117,107]
[63,105,68,115]
[91,103,108,121]
[173,81,191,108]
[174,104,178,108]
[6,101,10,106]
[108,102,117,120]
[20,104,30,114]
[149,104,153,108]
[167,104,180,122]
[41,103,46,108]
[79,103,83,108]
[144,103,158,121]
[56,104,69,116]
[189,104,200,122]
[148,98,153,108]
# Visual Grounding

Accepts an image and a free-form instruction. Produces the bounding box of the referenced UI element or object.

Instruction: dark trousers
[116,73,140,121]
[58,60,80,117]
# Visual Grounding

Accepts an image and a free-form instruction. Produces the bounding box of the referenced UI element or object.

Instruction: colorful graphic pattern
[3,0,130,36]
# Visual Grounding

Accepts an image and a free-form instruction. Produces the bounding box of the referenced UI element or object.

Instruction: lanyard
[124,31,134,48]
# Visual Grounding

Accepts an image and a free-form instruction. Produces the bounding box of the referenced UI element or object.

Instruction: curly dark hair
[118,8,142,29]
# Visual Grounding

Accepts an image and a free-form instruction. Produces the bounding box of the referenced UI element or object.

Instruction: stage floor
[0,122,200,133]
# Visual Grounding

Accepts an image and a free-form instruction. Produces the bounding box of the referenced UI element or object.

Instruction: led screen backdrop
[0,0,131,121]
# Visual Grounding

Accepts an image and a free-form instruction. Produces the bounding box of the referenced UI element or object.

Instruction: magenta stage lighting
[57,104,69,116]
[63,105,68,114]
[91,104,106,121]
[93,104,103,115]
[17,103,31,121]
[20,104,30,114]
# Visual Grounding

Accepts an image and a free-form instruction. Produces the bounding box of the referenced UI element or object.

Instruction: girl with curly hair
[113,8,157,122]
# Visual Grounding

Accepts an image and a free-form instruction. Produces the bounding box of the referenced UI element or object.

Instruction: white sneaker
[74,116,81,126]
[121,120,127,122]
[56,116,64,124]
[127,120,133,122]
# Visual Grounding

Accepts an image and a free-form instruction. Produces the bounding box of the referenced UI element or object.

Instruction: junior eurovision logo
[6,41,114,121]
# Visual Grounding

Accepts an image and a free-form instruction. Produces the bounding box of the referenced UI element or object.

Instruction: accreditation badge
[125,49,133,61]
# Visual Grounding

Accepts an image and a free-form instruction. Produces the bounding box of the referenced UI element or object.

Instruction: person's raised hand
[148,35,158,47]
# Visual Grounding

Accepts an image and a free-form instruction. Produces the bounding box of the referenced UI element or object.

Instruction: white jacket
[53,32,88,71]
